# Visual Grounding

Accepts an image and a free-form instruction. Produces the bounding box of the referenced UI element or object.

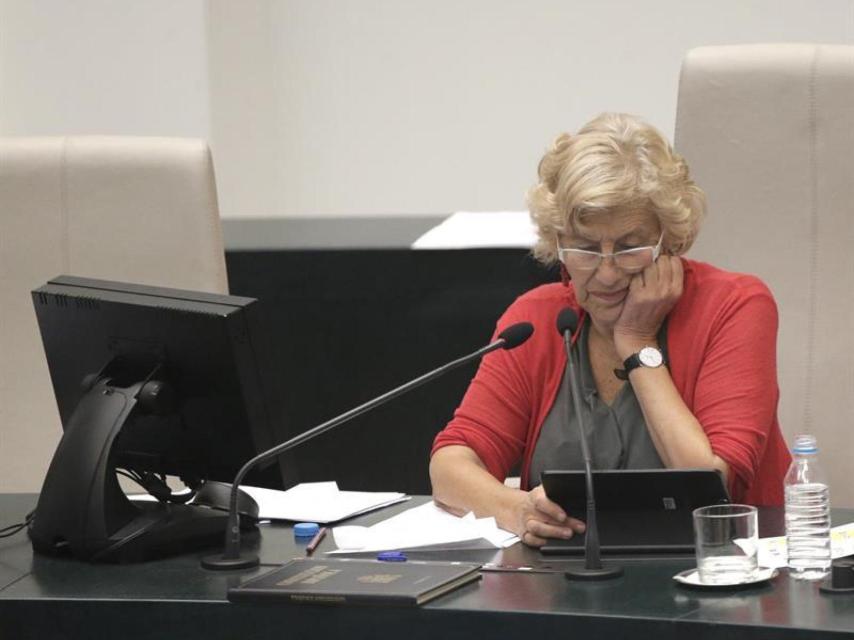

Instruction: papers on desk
[756,520,854,569]
[242,482,409,524]
[411,211,537,249]
[330,501,519,553]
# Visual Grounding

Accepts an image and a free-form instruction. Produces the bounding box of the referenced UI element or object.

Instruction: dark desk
[2,494,854,640]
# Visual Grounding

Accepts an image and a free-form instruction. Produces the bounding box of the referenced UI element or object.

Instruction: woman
[430,113,790,547]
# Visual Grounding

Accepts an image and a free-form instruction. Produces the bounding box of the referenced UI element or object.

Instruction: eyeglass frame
[555,232,664,272]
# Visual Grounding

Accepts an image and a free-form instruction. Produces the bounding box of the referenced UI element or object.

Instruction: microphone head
[556,307,579,336]
[497,322,534,350]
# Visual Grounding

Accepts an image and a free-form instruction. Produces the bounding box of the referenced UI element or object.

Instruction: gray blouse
[528,321,665,488]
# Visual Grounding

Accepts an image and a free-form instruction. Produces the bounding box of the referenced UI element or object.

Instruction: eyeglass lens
[563,247,655,271]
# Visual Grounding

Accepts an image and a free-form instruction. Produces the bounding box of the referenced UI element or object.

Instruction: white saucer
[673,567,778,589]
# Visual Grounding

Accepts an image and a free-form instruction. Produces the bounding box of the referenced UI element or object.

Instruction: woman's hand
[613,256,683,357]
[430,446,585,548]
[508,485,586,547]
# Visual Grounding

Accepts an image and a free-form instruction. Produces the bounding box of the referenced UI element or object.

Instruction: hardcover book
[228,558,481,606]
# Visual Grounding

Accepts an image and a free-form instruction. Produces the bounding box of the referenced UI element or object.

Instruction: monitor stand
[29,371,253,563]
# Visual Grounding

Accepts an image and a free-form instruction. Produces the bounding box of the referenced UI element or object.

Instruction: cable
[0,509,35,538]
[118,467,196,505]
[116,468,145,486]
[0,469,194,540]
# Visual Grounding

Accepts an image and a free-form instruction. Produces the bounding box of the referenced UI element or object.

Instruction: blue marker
[377,551,407,562]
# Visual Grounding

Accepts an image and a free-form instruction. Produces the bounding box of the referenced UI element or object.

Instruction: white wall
[0,1,210,137]
[2,0,853,219]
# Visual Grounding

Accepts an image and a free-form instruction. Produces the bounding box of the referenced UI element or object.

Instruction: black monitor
[29,275,292,562]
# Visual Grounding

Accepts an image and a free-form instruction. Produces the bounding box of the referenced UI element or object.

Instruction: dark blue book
[228,558,481,606]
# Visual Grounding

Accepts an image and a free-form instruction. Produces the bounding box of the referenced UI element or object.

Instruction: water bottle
[784,434,832,580]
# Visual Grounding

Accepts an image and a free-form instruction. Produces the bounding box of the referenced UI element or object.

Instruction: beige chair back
[0,136,228,491]
[675,44,854,506]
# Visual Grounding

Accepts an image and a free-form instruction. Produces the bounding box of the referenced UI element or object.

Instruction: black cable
[116,468,144,485]
[0,469,194,541]
[118,467,196,505]
[0,509,35,538]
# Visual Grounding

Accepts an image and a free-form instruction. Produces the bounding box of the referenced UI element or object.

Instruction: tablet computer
[539,469,729,556]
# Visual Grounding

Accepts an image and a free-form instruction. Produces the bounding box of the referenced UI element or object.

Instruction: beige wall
[1,2,853,497]
[1,1,852,219]
[0,1,211,137]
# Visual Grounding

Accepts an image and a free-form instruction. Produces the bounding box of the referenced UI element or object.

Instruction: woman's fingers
[524,518,576,544]
[517,486,588,547]
[522,516,587,547]
[522,531,551,547]
[671,254,684,293]
[565,516,587,533]
[529,486,568,522]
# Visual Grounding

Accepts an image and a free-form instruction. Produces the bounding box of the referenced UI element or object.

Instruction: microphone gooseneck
[555,308,623,581]
[201,322,535,570]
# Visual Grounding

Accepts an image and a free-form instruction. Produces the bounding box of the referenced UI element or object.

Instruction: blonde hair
[528,113,706,265]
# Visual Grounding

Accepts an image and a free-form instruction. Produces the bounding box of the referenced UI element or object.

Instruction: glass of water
[693,504,758,584]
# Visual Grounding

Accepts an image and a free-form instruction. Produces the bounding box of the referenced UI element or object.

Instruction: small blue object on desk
[377,551,407,562]
[294,522,320,538]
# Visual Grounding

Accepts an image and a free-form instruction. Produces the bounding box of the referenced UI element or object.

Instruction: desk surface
[2,494,854,640]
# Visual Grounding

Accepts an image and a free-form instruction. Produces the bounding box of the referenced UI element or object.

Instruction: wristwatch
[614,346,665,380]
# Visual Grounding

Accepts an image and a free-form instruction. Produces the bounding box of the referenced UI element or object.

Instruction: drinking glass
[693,504,758,584]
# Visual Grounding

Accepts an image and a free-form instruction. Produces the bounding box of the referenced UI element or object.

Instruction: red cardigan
[432,259,791,505]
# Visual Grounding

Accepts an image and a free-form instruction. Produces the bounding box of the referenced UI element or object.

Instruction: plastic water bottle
[784,434,832,580]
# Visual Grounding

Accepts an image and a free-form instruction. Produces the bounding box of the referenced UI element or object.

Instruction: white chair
[675,44,854,506]
[0,136,228,491]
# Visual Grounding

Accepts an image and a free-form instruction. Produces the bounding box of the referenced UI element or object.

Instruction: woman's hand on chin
[613,256,683,357]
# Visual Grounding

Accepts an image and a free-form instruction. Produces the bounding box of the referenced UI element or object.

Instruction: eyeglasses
[556,233,664,272]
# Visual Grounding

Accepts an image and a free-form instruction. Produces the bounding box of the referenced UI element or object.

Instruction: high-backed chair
[0,136,228,492]
[675,44,854,506]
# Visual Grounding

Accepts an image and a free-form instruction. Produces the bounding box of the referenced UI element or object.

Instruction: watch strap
[614,353,642,380]
[614,345,667,380]
[611,320,670,381]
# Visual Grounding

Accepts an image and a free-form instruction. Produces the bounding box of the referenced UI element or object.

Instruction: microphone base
[200,552,260,571]
[564,563,624,581]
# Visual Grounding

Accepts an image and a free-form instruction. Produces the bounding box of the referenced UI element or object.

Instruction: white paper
[241,482,409,524]
[329,500,519,553]
[411,211,537,249]
[756,520,854,569]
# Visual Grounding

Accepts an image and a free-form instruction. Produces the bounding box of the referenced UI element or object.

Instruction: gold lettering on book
[357,574,402,584]
[304,569,339,584]
[276,565,341,586]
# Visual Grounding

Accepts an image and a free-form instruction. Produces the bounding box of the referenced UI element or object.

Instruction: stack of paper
[242,482,409,524]
[330,501,519,553]
[755,520,854,568]
[411,211,537,249]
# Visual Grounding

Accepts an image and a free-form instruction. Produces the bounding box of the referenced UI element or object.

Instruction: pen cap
[294,522,320,538]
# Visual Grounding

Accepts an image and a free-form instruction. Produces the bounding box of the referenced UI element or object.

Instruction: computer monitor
[29,275,292,562]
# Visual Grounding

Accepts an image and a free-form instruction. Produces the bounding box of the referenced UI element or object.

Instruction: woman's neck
[588,320,621,363]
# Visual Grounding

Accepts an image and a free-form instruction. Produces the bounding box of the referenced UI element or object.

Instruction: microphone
[555,308,623,580]
[201,321,534,570]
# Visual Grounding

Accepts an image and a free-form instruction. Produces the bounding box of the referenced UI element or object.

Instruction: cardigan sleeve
[691,279,780,498]
[430,302,535,482]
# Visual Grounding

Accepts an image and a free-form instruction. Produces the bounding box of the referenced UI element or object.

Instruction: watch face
[638,347,664,368]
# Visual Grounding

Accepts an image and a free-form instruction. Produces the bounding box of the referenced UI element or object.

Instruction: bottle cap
[294,522,320,538]
[377,551,407,562]
[793,434,818,454]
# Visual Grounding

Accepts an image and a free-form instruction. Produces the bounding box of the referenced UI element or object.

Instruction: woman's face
[559,210,662,331]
